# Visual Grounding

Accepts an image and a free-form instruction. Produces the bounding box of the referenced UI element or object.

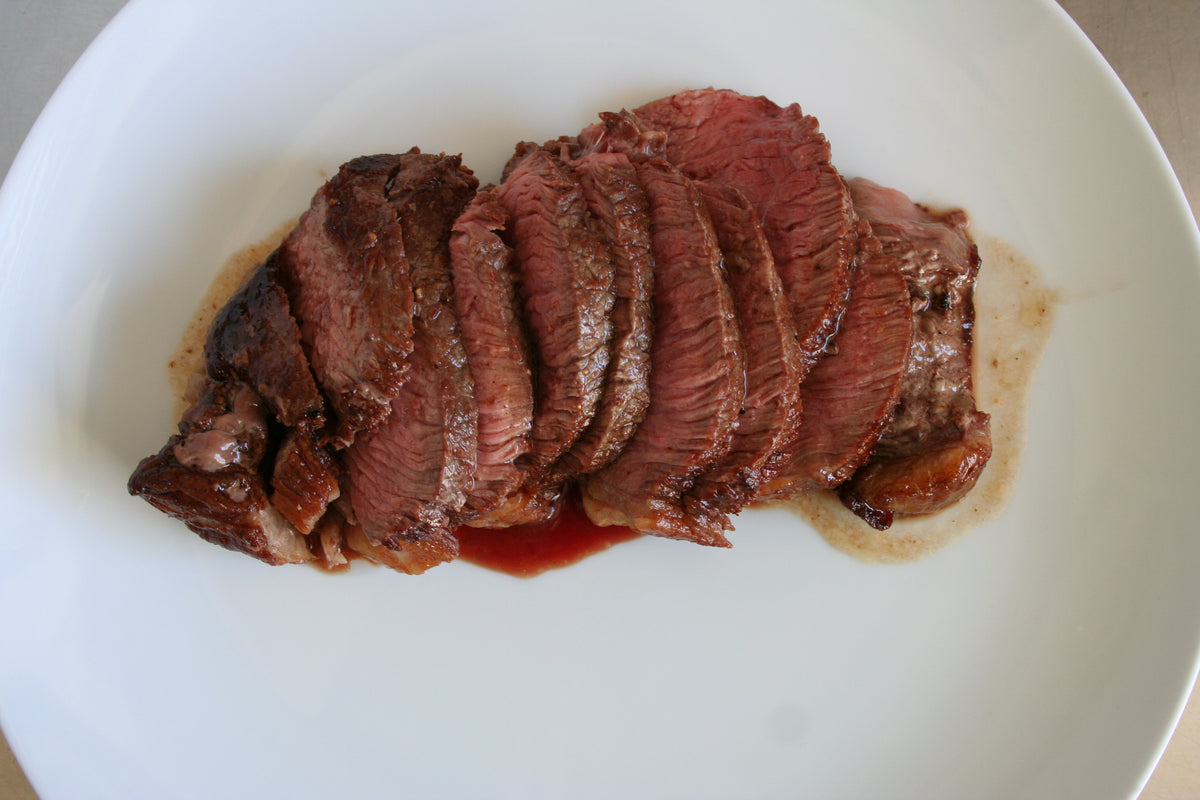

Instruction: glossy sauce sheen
[456,490,641,577]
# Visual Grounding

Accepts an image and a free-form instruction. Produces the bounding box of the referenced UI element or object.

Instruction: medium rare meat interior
[129,89,993,574]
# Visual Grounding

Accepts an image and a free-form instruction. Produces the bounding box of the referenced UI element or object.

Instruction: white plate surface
[2,1,1199,798]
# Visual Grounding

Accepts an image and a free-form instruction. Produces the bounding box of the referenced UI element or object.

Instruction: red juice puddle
[455,489,641,578]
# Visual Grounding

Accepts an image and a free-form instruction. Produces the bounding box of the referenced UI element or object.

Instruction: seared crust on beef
[128,381,313,565]
[685,181,804,516]
[837,178,991,528]
[450,189,535,518]
[279,155,417,447]
[760,223,913,497]
[628,89,858,374]
[583,158,744,546]
[341,152,479,569]
[205,249,325,430]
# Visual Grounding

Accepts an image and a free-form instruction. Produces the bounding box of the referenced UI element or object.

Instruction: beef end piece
[838,178,991,528]
[583,159,744,546]
[627,89,858,372]
[128,381,312,565]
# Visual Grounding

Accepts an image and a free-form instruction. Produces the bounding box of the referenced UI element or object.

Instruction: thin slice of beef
[205,248,325,430]
[609,89,858,373]
[759,223,913,497]
[278,154,417,447]
[340,152,479,571]
[684,181,804,516]
[449,189,535,518]
[128,381,313,565]
[838,178,991,529]
[555,151,654,476]
[582,158,744,546]
[474,149,616,526]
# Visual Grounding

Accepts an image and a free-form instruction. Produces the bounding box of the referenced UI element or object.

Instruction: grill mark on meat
[622,89,858,373]
[279,155,416,447]
[475,149,616,526]
[838,178,991,528]
[449,189,535,518]
[340,152,479,571]
[760,223,913,497]
[582,158,744,546]
[684,180,804,516]
[128,381,313,565]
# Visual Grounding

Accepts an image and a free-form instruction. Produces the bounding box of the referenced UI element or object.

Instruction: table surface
[1,1,1197,798]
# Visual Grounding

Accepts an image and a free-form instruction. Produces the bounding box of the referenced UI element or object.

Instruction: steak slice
[449,189,535,518]
[340,152,479,572]
[555,151,654,476]
[204,249,339,532]
[759,223,913,497]
[205,248,325,429]
[475,149,616,526]
[684,181,804,516]
[618,89,858,373]
[278,154,417,447]
[838,178,992,529]
[582,158,744,546]
[128,381,313,565]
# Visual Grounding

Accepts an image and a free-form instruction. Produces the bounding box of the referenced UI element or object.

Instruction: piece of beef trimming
[128,380,314,565]
[837,178,992,529]
[582,157,744,546]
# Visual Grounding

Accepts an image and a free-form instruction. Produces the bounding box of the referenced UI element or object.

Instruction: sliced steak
[340,152,479,571]
[759,223,913,497]
[838,178,991,529]
[204,249,339,532]
[614,89,858,373]
[205,248,325,429]
[449,189,535,518]
[582,158,744,546]
[475,149,616,526]
[278,154,416,447]
[128,381,313,565]
[555,150,654,476]
[684,181,804,516]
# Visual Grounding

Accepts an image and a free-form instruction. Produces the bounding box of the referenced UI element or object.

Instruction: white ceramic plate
[2,1,1199,798]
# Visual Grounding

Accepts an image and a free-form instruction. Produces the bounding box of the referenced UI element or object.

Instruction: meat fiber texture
[128,89,992,574]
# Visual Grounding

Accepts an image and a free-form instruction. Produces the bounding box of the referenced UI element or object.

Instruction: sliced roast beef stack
[129,89,992,573]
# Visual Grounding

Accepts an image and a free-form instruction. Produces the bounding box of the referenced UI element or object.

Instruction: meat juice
[455,488,642,578]
[171,227,1054,576]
